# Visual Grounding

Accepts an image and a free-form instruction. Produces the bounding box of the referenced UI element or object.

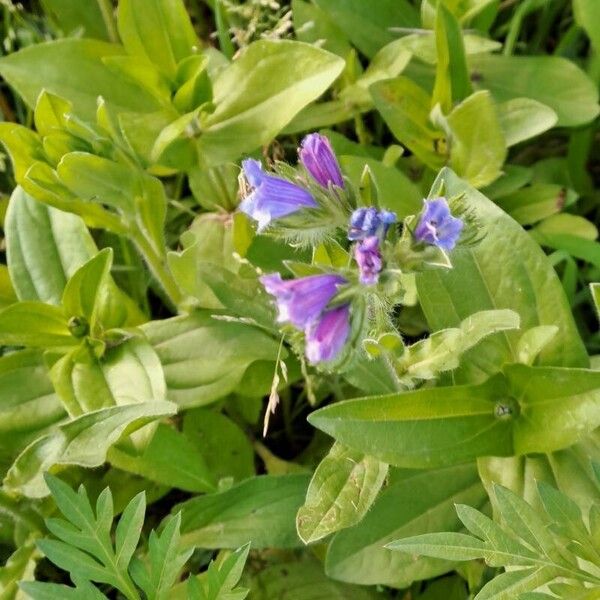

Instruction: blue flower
[414,198,464,251]
[355,236,382,286]
[348,207,397,241]
[260,272,347,329]
[239,159,317,232]
[299,133,344,188]
[305,304,351,364]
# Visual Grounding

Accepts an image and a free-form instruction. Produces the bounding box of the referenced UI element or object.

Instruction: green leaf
[130,513,193,600]
[386,532,486,561]
[0,350,65,460]
[182,409,255,483]
[198,40,344,165]
[497,98,557,147]
[416,169,588,377]
[143,312,281,408]
[574,0,600,52]
[5,187,97,305]
[432,2,472,112]
[62,249,114,329]
[370,77,445,170]
[313,0,419,58]
[117,0,198,79]
[325,463,487,587]
[50,337,166,416]
[445,91,507,188]
[41,0,111,40]
[0,302,73,349]
[591,283,600,322]
[0,39,163,121]
[395,309,519,385]
[108,423,217,493]
[469,54,600,127]
[0,542,38,599]
[296,443,388,544]
[476,567,559,600]
[0,123,44,181]
[309,374,514,468]
[247,556,382,599]
[4,401,176,498]
[177,474,310,549]
[188,543,250,600]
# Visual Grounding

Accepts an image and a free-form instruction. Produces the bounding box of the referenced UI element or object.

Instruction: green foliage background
[0,0,598,598]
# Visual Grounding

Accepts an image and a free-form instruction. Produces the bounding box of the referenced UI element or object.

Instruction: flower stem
[97,0,118,43]
[131,231,183,310]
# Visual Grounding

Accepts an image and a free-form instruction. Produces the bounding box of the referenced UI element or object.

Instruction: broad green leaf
[4,401,177,498]
[117,0,198,78]
[516,326,558,366]
[0,123,44,181]
[5,187,96,304]
[296,443,388,544]
[246,557,382,599]
[370,77,445,170]
[143,312,281,408]
[530,232,600,271]
[497,98,557,147]
[198,40,345,165]
[0,39,163,121]
[177,474,310,549]
[309,374,512,468]
[41,0,111,40]
[469,54,600,127]
[445,91,506,188]
[416,169,588,377]
[50,337,166,416]
[292,0,351,58]
[476,567,559,600]
[182,409,255,483]
[313,0,419,58]
[534,214,598,241]
[310,364,600,467]
[325,463,487,587]
[0,302,73,349]
[108,423,216,493]
[0,350,65,462]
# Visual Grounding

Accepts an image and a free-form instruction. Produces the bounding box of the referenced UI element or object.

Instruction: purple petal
[355,236,383,285]
[414,198,463,251]
[299,133,344,188]
[305,305,351,363]
[260,273,346,329]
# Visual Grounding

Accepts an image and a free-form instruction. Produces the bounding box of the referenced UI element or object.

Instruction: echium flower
[239,159,317,232]
[260,272,350,364]
[299,133,344,189]
[348,207,396,241]
[414,198,463,251]
[354,236,382,286]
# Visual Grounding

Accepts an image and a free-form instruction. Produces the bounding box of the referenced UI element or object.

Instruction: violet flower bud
[355,236,383,286]
[299,133,344,188]
[305,304,351,364]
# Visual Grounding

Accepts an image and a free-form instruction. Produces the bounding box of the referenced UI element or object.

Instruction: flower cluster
[239,133,465,364]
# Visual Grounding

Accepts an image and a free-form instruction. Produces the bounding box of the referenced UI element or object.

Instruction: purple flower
[348,207,397,241]
[260,273,347,329]
[414,198,463,251]
[355,236,382,285]
[299,133,344,188]
[305,305,351,364]
[239,159,317,232]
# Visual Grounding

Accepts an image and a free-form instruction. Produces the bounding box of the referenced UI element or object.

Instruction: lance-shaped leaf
[310,364,600,468]
[3,401,177,498]
[296,442,388,544]
[197,40,345,165]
